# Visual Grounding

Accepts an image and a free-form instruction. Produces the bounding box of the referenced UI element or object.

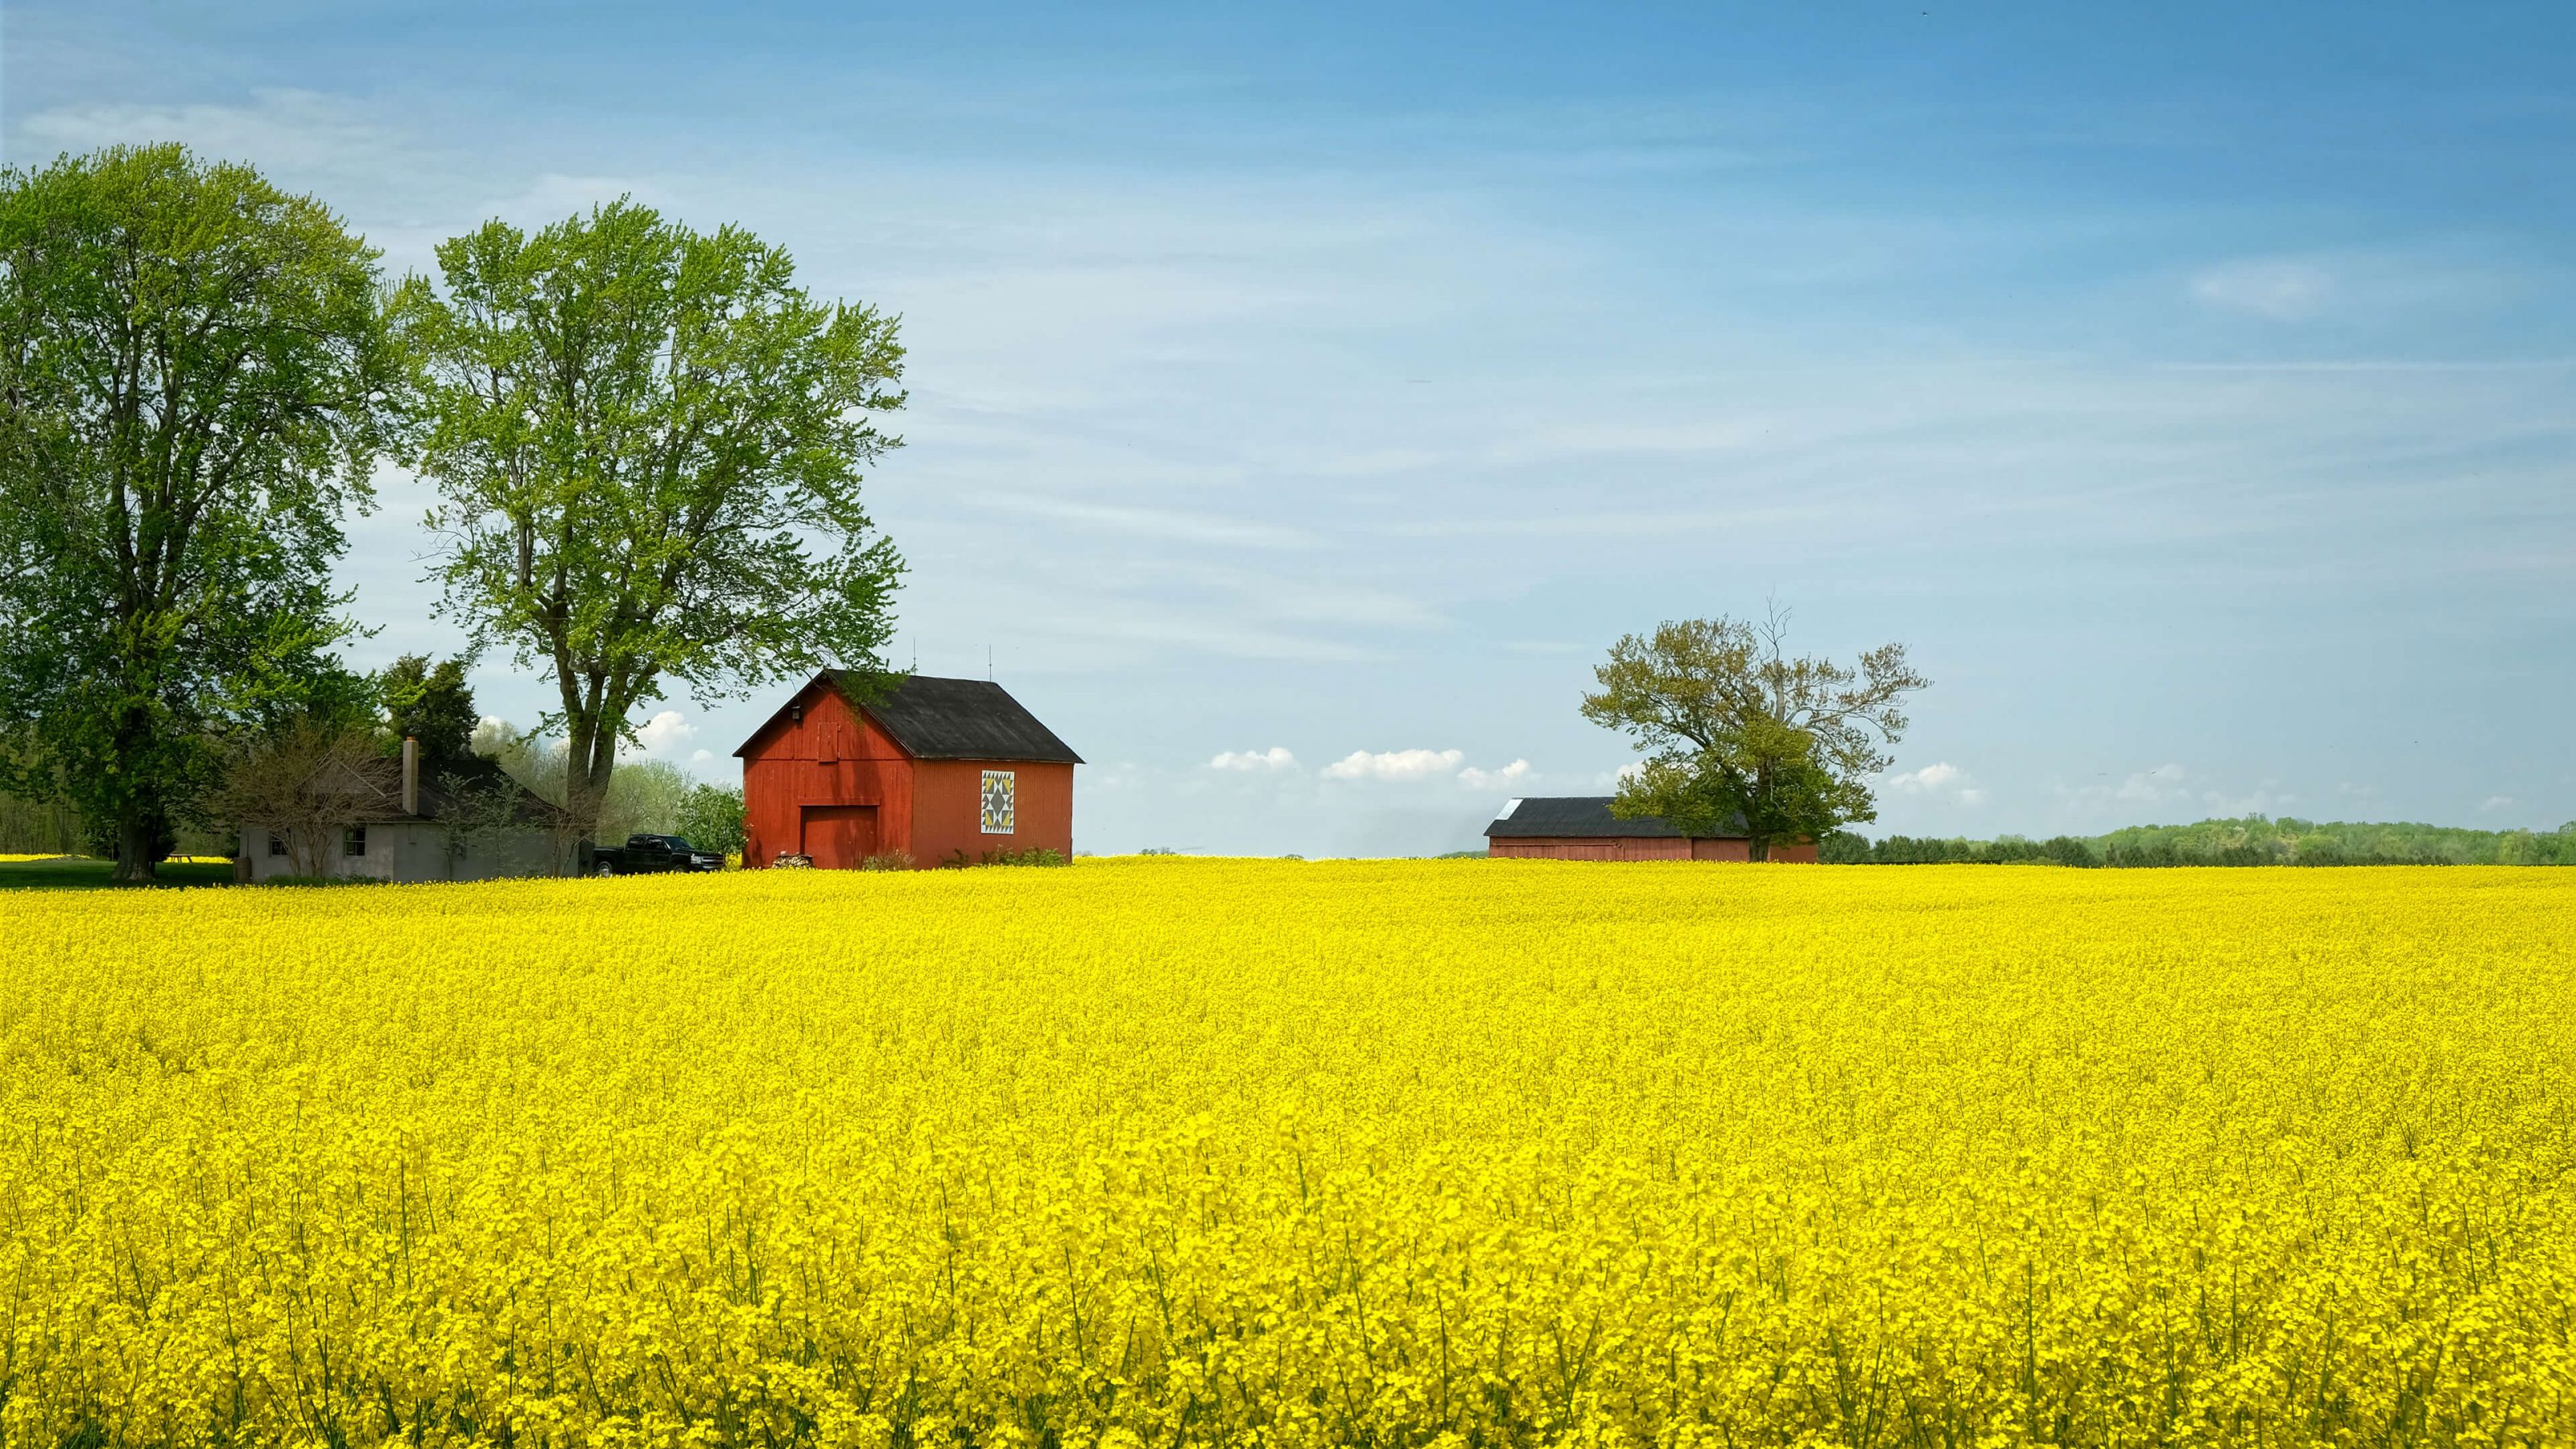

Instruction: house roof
[332,754,559,826]
[256,751,558,828]
[412,755,560,826]
[735,671,1084,764]
[1483,795,1748,840]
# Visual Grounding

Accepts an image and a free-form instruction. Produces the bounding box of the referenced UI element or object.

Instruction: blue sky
[9,2,2572,854]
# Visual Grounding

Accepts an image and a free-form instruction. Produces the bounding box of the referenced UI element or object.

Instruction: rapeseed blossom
[2,860,2569,1445]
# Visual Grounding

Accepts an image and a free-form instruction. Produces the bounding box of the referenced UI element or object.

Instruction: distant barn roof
[1484,795,1747,839]
[737,671,1084,764]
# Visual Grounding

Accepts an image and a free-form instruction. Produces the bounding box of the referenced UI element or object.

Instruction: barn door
[799,805,878,869]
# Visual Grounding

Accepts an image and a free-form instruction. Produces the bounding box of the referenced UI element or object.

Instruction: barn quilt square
[980,770,1016,834]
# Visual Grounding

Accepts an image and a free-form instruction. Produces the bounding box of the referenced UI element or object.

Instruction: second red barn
[735,672,1082,869]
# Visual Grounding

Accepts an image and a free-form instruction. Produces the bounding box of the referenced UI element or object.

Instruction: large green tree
[380,653,480,774]
[0,146,404,880]
[405,199,906,835]
[1581,611,1929,860]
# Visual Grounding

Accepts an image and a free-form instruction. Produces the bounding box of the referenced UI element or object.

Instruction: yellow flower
[0,861,2569,1444]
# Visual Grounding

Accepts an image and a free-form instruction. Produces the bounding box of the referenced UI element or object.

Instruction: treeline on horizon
[1822,815,2576,867]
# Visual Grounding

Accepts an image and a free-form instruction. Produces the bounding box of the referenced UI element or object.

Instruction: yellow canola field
[3,861,2571,1447]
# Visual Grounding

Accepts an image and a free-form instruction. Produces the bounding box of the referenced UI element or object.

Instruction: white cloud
[1885,761,1986,805]
[2190,259,2334,320]
[1210,746,1298,771]
[2480,795,2517,813]
[634,710,696,757]
[691,749,715,765]
[1456,758,1532,790]
[1892,761,1967,791]
[1323,748,1464,781]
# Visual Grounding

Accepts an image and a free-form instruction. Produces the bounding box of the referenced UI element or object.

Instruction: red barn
[736,672,1082,869]
[1483,796,1819,862]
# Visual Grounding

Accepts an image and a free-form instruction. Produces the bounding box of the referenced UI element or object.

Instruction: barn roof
[1483,795,1748,839]
[854,674,1084,763]
[736,671,1084,764]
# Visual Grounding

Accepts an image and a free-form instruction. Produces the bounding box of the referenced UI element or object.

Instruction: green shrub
[943,846,1068,869]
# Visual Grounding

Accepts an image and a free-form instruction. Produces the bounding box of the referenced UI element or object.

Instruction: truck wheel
[594,861,617,877]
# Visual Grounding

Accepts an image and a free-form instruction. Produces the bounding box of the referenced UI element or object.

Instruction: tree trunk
[113,806,159,883]
[564,718,601,838]
[563,714,621,840]
[1747,835,1772,863]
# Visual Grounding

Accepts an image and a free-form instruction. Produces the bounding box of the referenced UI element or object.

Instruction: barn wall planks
[741,686,916,868]
[909,760,1075,867]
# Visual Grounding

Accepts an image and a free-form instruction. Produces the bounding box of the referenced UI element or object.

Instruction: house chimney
[401,736,419,815]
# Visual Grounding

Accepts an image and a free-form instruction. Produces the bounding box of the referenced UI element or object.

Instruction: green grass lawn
[0,857,236,890]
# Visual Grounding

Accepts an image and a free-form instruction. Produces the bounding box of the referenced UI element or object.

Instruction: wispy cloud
[973,492,1317,549]
[2191,259,2335,320]
[20,87,415,179]
[2186,246,2533,325]
[2120,765,2190,803]
[2199,782,2297,816]
[2054,764,2193,814]
[27,23,2570,857]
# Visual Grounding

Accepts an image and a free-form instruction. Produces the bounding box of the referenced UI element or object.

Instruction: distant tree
[1817,829,1872,864]
[597,758,693,843]
[405,199,906,838]
[381,654,479,774]
[1582,609,1928,860]
[674,782,746,857]
[0,145,404,881]
[473,720,565,805]
[2038,835,2099,867]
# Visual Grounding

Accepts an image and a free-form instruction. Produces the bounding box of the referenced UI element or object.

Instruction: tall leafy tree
[406,200,906,834]
[0,146,403,880]
[380,653,480,774]
[1581,609,1929,860]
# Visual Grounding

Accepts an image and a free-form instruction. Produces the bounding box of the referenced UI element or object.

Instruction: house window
[343,826,368,857]
[267,832,287,857]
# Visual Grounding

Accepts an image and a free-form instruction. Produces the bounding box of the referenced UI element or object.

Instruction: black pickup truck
[583,834,726,876]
